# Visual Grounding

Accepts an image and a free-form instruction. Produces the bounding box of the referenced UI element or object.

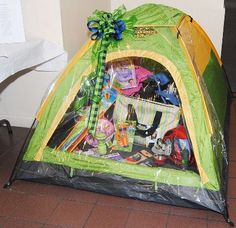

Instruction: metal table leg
[0,119,13,134]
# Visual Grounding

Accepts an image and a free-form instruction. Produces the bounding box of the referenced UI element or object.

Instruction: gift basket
[7,4,233,225]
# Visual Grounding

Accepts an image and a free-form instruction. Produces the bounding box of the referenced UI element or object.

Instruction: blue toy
[151,72,179,106]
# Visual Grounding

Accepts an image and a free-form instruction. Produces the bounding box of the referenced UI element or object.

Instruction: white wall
[111,0,225,55]
[21,0,64,47]
[60,0,110,59]
[0,0,110,127]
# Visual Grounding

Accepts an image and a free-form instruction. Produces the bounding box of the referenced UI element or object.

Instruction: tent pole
[3,119,36,189]
[223,206,234,227]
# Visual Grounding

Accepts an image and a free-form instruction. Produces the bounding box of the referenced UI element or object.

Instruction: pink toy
[121,66,153,96]
[135,66,153,82]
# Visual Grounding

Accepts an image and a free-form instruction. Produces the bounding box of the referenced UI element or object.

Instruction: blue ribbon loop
[87,17,126,41]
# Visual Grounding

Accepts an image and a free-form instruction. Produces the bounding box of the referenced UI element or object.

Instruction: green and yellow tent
[6,4,232,224]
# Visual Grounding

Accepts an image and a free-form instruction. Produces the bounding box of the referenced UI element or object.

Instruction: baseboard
[0,115,34,128]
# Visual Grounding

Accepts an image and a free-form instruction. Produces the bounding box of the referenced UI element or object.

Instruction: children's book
[108,58,137,90]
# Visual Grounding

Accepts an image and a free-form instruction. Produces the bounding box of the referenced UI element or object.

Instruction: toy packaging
[113,121,136,152]
[107,58,137,90]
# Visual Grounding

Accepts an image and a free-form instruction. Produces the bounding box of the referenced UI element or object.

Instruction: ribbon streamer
[87,7,127,135]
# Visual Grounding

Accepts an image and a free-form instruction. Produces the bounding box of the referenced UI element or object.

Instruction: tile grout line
[8,192,62,227]
[228,177,236,179]
[86,198,224,221]
[0,216,10,227]
[2,217,45,227]
[96,204,171,216]
[1,212,45,227]
[165,208,171,228]
[40,196,64,227]
[89,199,212,220]
[0,190,28,226]
[82,197,99,228]
[124,209,132,228]
[1,181,233,224]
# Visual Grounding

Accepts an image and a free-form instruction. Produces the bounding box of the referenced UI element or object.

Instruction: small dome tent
[6,4,233,224]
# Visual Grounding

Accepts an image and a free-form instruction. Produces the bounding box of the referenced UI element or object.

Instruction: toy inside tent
[47,56,196,172]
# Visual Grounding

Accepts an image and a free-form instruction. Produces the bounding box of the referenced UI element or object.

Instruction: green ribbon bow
[87,6,136,136]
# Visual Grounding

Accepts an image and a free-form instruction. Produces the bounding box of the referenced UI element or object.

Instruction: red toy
[163,125,194,169]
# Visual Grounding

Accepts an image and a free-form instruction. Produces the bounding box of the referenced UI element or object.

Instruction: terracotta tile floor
[0,99,235,228]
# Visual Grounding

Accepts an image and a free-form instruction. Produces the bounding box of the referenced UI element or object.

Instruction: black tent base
[3,160,234,226]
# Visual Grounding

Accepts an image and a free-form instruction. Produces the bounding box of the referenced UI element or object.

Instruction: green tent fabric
[7,3,232,224]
